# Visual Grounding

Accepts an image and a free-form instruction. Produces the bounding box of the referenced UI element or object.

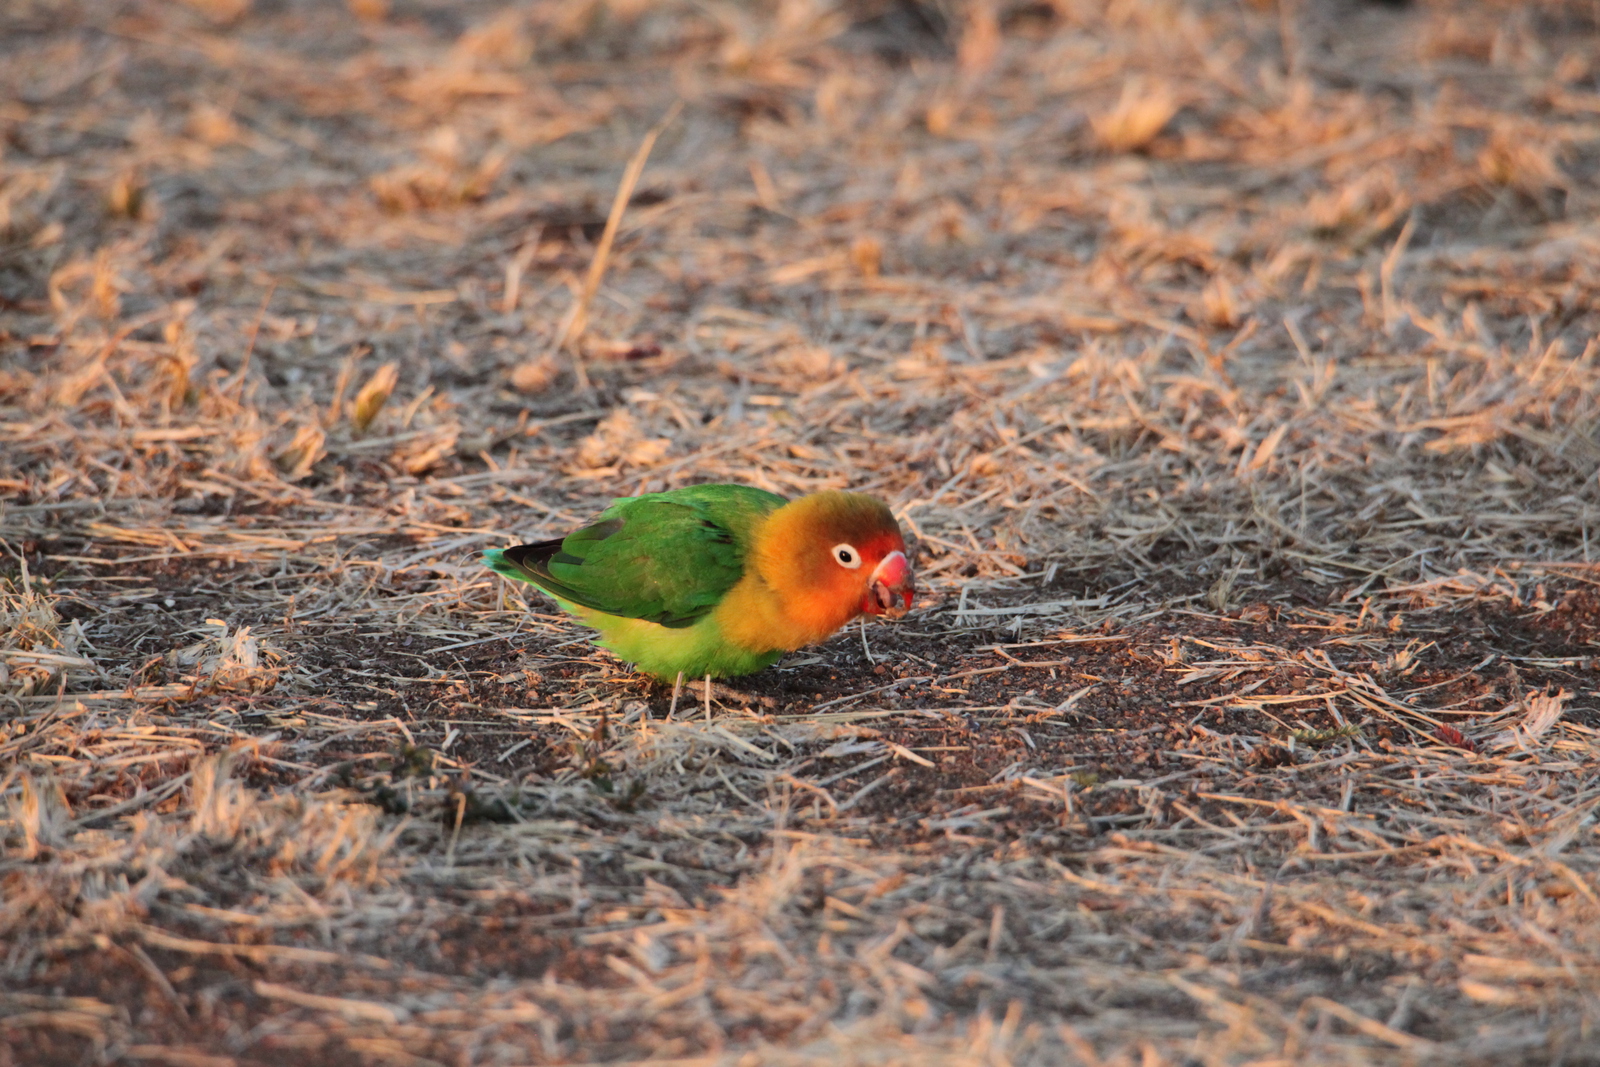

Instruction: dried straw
[2,1,1599,1064]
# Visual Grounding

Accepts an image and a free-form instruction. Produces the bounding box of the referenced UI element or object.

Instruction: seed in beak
[862,550,915,618]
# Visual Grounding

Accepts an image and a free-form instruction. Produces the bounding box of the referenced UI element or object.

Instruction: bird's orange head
[751,491,916,638]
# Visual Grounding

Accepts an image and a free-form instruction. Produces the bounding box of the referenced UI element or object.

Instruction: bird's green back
[484,484,786,627]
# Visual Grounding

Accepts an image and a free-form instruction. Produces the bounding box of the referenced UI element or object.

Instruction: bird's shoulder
[601,484,788,543]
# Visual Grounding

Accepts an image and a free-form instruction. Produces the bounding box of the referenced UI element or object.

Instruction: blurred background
[1,1,1591,594]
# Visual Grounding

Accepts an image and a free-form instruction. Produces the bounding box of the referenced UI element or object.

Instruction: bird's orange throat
[713,570,855,654]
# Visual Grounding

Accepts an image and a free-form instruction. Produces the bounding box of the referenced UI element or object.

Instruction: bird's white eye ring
[831,543,862,569]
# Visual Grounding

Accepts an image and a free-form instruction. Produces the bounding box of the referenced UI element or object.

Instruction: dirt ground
[4,1,1600,1064]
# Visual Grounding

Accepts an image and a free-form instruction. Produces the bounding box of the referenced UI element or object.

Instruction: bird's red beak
[862,550,915,618]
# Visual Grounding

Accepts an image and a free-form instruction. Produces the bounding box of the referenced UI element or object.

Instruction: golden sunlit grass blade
[555,100,683,357]
[348,361,399,434]
[1091,76,1179,153]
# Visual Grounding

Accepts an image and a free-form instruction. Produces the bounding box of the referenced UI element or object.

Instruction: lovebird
[483,484,916,681]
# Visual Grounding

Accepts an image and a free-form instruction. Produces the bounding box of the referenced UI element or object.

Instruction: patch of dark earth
[252,594,1599,870]
[4,929,813,1067]
[33,562,1600,851]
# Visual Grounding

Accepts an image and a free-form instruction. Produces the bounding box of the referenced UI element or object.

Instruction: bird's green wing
[484,484,786,628]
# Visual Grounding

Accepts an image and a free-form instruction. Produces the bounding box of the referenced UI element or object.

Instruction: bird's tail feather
[484,537,569,584]
[482,548,521,580]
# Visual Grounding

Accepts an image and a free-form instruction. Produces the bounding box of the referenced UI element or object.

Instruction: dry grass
[4,0,1600,1064]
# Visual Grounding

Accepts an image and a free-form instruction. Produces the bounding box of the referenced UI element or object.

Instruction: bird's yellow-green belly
[559,600,784,681]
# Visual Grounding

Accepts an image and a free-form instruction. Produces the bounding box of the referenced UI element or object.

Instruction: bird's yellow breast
[711,569,855,654]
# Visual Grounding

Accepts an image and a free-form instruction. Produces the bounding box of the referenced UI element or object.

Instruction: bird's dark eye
[831,543,862,569]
